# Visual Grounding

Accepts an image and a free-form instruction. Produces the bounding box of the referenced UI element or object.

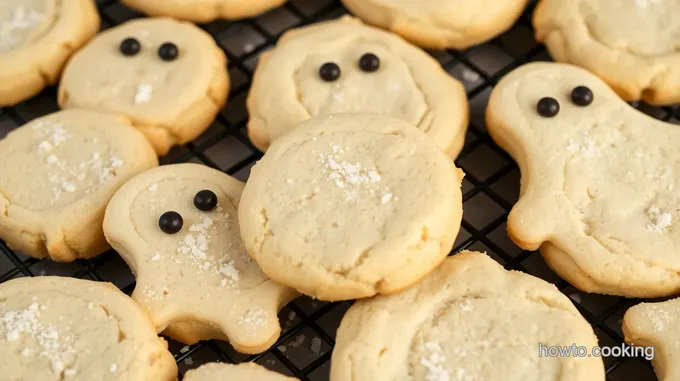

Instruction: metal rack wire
[1,0,677,380]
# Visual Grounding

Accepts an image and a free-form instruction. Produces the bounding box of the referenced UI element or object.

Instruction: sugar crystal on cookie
[0,6,44,53]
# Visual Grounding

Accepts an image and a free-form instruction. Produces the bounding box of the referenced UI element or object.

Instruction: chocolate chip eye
[194,190,217,211]
[359,53,380,72]
[159,211,183,234]
[571,86,594,106]
[319,62,341,82]
[120,37,140,56]
[158,42,179,61]
[537,97,560,117]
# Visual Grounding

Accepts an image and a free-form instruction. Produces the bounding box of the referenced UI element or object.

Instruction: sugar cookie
[104,164,297,353]
[247,16,468,157]
[331,251,604,381]
[534,0,680,105]
[0,109,158,261]
[486,62,680,297]
[0,276,177,381]
[58,18,229,156]
[239,114,464,301]
[623,298,680,381]
[0,0,100,106]
[121,0,287,23]
[184,363,298,381]
[342,0,529,50]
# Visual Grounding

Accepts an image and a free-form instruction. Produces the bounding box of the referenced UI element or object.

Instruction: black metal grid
[1,1,678,380]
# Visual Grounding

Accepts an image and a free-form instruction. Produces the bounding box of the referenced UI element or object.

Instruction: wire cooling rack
[1,0,678,380]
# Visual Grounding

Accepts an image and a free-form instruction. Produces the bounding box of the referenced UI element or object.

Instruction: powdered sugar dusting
[646,205,672,232]
[1,303,76,375]
[134,84,153,104]
[0,6,44,53]
[238,309,268,329]
[420,342,449,381]
[642,304,673,332]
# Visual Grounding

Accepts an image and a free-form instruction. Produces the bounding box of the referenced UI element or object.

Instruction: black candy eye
[359,53,380,72]
[120,37,140,56]
[319,62,341,82]
[537,97,560,117]
[159,211,183,234]
[571,86,594,106]
[158,42,179,61]
[194,190,217,211]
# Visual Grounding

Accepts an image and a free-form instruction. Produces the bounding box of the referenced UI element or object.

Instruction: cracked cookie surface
[331,251,604,381]
[0,276,177,381]
[0,109,158,261]
[534,0,680,105]
[58,17,229,155]
[184,363,298,381]
[103,164,297,353]
[238,114,464,301]
[623,298,680,381]
[342,0,529,49]
[0,0,99,106]
[486,62,680,297]
[246,16,468,158]
[121,0,287,22]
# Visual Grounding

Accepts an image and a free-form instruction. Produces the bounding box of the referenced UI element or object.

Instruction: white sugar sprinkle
[180,345,190,353]
[134,84,153,104]
[110,364,118,373]
[311,337,322,355]
[420,342,449,381]
[381,193,393,204]
[151,254,162,261]
[0,6,44,53]
[238,309,268,329]
[646,205,672,232]
[290,334,305,348]
[183,356,194,365]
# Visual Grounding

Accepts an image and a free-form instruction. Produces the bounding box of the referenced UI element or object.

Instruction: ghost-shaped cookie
[0,109,158,261]
[486,62,680,298]
[247,16,468,157]
[623,298,680,381]
[0,0,99,106]
[103,164,298,353]
[58,17,229,156]
[121,0,288,22]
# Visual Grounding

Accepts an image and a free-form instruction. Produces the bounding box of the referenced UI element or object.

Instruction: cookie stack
[1,0,678,380]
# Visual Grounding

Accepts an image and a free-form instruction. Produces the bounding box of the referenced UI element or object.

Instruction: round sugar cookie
[342,0,529,50]
[331,251,605,381]
[58,17,229,155]
[238,114,464,301]
[0,276,177,381]
[184,363,298,381]
[534,0,680,105]
[121,0,288,22]
[0,0,100,106]
[246,16,468,158]
[104,164,298,353]
[0,109,158,261]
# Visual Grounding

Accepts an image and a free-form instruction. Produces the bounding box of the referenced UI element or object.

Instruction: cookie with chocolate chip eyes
[239,114,464,301]
[534,0,680,105]
[341,0,529,50]
[246,16,468,158]
[58,17,229,156]
[0,276,177,381]
[184,363,298,381]
[0,0,100,106]
[103,164,298,353]
[0,109,158,262]
[331,251,604,381]
[486,62,680,297]
[120,0,287,23]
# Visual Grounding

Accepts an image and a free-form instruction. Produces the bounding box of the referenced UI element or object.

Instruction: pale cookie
[184,363,298,381]
[239,114,464,301]
[331,251,604,381]
[534,0,680,105]
[121,0,287,23]
[623,299,680,381]
[0,109,158,261]
[247,16,468,157]
[342,0,529,50]
[58,18,229,156]
[0,0,99,107]
[486,62,680,297]
[103,164,298,353]
[0,276,177,381]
